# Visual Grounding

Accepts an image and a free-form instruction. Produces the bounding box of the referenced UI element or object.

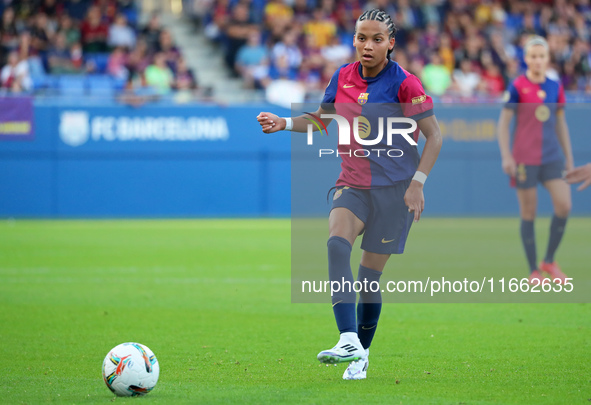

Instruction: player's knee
[555,200,571,217]
[327,235,352,255]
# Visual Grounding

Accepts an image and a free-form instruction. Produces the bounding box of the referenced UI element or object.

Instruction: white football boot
[343,348,369,380]
[317,332,365,364]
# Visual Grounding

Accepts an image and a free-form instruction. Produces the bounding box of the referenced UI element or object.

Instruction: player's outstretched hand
[565,163,591,191]
[257,112,285,134]
[501,156,517,176]
[404,181,425,222]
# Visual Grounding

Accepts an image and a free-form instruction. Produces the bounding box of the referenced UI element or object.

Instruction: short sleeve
[398,75,434,121]
[557,83,566,109]
[320,66,342,111]
[503,82,520,109]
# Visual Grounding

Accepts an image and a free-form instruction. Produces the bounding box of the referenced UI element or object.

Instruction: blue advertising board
[0,101,589,217]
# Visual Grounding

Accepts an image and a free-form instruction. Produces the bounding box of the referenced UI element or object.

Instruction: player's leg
[356,250,389,349]
[516,186,542,282]
[327,206,365,336]
[342,251,389,380]
[539,176,571,283]
[344,183,413,380]
[317,188,368,365]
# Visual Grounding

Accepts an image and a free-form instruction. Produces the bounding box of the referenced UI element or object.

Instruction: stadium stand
[188,0,591,103]
[0,0,209,102]
[2,0,591,103]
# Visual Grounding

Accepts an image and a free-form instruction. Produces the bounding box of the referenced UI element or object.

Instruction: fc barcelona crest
[358,92,369,105]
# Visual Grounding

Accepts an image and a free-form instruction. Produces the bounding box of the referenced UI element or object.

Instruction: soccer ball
[102,342,159,397]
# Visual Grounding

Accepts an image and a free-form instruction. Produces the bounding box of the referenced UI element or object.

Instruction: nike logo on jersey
[343,84,355,88]
[381,238,395,243]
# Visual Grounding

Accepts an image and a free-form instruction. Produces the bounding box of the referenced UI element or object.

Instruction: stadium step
[159,13,253,103]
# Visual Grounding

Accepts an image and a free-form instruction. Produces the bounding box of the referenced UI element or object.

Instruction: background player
[497,36,574,284]
[257,9,442,380]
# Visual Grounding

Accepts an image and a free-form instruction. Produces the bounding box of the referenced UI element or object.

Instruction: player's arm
[404,114,443,222]
[497,107,516,176]
[555,109,574,171]
[257,106,334,134]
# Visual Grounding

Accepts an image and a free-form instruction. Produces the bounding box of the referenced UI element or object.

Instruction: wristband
[284,117,293,131]
[412,171,427,185]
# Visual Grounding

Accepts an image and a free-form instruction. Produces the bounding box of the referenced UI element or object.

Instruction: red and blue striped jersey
[321,60,434,189]
[505,74,566,165]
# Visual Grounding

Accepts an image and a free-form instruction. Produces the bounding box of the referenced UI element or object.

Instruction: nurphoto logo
[303,112,418,158]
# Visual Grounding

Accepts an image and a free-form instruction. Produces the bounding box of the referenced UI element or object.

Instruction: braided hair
[356,9,397,59]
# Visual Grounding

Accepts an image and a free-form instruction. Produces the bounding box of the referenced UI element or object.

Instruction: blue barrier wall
[1,101,590,217]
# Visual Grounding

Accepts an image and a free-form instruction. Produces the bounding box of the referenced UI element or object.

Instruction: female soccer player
[498,36,574,284]
[257,9,442,380]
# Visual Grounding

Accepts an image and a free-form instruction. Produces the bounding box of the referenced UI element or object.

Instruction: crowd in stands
[203,0,591,101]
[0,0,199,100]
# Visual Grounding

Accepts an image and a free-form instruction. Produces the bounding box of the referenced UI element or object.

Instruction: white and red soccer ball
[102,342,159,397]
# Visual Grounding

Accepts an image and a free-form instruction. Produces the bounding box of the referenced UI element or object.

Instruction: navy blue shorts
[330,179,414,255]
[512,160,564,189]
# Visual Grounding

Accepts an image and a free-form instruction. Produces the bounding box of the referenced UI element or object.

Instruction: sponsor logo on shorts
[381,238,395,243]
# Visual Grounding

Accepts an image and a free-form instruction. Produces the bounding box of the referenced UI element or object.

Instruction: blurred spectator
[107,46,128,80]
[141,13,162,51]
[451,59,481,97]
[47,32,82,74]
[108,13,135,49]
[174,58,198,91]
[224,3,255,75]
[1,50,32,92]
[236,29,268,88]
[40,0,63,19]
[304,8,337,49]
[264,0,293,32]
[156,29,181,72]
[58,13,81,47]
[479,62,505,95]
[17,31,35,60]
[1,8,20,54]
[80,6,108,52]
[271,30,302,72]
[64,0,91,21]
[421,53,451,96]
[439,33,455,73]
[125,37,150,79]
[144,52,174,94]
[300,33,325,78]
[30,12,55,53]
[95,0,118,24]
[321,33,353,66]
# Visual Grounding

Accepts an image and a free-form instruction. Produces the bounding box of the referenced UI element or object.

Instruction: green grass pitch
[0,218,589,404]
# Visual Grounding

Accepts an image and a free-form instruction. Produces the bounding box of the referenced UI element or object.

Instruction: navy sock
[356,265,382,349]
[327,236,356,334]
[544,215,567,263]
[520,219,537,272]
